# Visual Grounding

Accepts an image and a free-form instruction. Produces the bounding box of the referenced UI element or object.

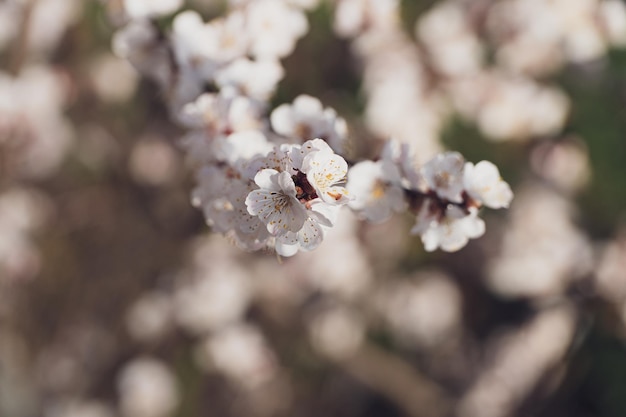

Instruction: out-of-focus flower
[487,184,592,298]
[174,261,251,335]
[89,53,138,104]
[216,58,284,101]
[357,31,444,163]
[475,75,570,141]
[291,210,372,299]
[309,307,365,360]
[0,188,50,282]
[245,0,308,59]
[376,271,461,348]
[117,358,179,417]
[27,0,81,56]
[333,0,400,38]
[530,138,591,193]
[600,0,626,47]
[126,291,173,343]
[0,2,19,51]
[46,400,115,417]
[197,324,277,388]
[596,230,626,303]
[485,0,626,76]
[458,306,577,417]
[122,0,182,19]
[129,139,180,187]
[416,0,483,77]
[270,95,348,154]
[112,20,171,87]
[178,90,265,134]
[0,66,73,179]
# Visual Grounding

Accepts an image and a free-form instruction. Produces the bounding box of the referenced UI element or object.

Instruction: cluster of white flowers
[486,0,626,75]
[416,0,626,143]
[349,142,512,252]
[330,0,626,149]
[0,66,73,179]
[107,0,514,256]
[0,0,81,56]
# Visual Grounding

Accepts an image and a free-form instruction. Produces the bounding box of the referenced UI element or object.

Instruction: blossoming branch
[108,0,513,256]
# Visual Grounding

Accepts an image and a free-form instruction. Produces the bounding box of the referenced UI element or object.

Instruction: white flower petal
[297,217,324,251]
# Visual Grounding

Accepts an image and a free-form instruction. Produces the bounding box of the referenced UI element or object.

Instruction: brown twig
[9,0,35,75]
[339,343,452,417]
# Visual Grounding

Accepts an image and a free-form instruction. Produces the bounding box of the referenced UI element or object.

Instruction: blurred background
[2,0,626,416]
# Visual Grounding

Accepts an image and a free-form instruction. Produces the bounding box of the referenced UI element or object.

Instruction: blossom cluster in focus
[106,0,514,256]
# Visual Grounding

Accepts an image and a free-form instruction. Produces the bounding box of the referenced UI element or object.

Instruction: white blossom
[415,205,486,252]
[347,160,406,223]
[112,20,171,86]
[123,0,182,19]
[118,358,179,417]
[171,11,221,81]
[246,169,308,237]
[216,58,284,101]
[245,0,308,59]
[463,161,513,209]
[274,200,340,255]
[104,0,519,257]
[301,148,351,205]
[270,95,348,153]
[421,152,465,203]
[199,324,277,388]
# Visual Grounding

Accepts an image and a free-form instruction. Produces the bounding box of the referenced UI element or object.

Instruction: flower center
[292,170,318,202]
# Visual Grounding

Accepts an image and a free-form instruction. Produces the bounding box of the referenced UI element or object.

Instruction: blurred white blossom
[118,358,179,417]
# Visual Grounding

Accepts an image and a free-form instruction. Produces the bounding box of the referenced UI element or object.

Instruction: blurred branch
[9,0,35,75]
[340,343,452,417]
